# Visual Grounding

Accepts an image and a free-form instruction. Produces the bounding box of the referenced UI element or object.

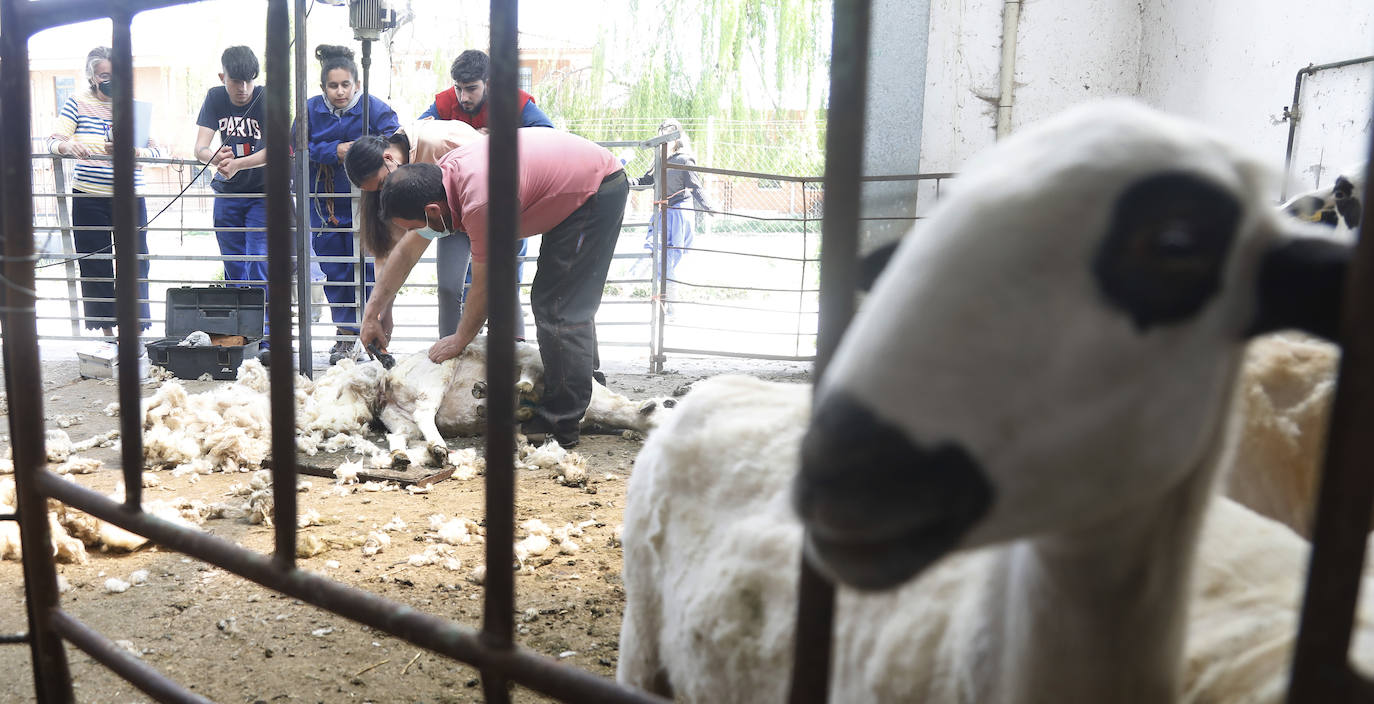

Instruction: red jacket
[433,87,535,130]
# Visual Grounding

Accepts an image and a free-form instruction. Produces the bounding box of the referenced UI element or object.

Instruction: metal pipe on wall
[995,0,1022,139]
[1280,55,1374,200]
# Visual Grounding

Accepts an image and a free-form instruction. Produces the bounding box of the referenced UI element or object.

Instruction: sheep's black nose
[792,391,993,589]
[1249,237,1350,342]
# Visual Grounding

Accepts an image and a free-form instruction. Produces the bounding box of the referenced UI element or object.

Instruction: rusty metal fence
[7,1,1374,704]
[639,161,951,371]
[25,149,670,360]
[1,0,668,702]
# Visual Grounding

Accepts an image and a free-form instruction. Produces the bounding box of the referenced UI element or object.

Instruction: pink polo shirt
[437,127,622,263]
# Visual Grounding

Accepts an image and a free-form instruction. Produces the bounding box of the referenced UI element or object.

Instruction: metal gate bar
[48,611,214,704]
[787,0,871,702]
[1286,132,1374,700]
[2,0,667,701]
[0,0,75,697]
[34,473,661,702]
[483,0,521,701]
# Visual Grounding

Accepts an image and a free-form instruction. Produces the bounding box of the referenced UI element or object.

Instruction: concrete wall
[918,0,1373,201]
[861,0,933,246]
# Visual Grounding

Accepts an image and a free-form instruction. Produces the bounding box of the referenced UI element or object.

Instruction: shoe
[520,421,578,449]
[328,339,359,365]
[256,348,271,367]
[592,370,607,387]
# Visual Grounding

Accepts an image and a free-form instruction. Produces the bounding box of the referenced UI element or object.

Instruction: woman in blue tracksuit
[303,44,399,362]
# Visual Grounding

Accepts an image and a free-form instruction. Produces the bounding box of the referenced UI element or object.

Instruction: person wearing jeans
[194,46,270,340]
[47,45,162,335]
[363,128,628,449]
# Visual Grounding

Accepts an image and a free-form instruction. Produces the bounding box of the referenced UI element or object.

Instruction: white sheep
[618,101,1355,703]
[1221,332,1338,538]
[1281,162,1365,240]
[131,335,678,477]
[375,338,680,448]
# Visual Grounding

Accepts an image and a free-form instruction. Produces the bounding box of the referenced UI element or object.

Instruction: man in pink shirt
[364,127,628,448]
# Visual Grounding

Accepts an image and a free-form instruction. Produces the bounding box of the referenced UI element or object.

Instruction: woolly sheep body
[1221,333,1337,538]
[623,102,1355,703]
[619,376,1374,702]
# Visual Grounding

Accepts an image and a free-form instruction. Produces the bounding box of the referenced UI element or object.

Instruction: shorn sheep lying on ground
[132,338,677,474]
[376,338,681,453]
[618,101,1356,703]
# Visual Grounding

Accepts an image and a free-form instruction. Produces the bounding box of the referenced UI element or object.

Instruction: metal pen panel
[36,472,664,704]
[111,9,146,513]
[264,0,299,568]
[48,157,82,338]
[484,1,521,702]
[1286,130,1374,702]
[0,2,75,698]
[651,140,668,373]
[295,0,314,375]
[49,610,214,704]
[788,1,872,702]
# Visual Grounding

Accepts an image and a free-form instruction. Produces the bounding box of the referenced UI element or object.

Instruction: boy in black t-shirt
[194,46,270,335]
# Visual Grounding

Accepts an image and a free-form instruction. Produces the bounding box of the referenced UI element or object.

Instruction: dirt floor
[0,352,812,703]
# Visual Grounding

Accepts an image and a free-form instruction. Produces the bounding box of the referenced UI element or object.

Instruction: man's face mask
[416,210,450,241]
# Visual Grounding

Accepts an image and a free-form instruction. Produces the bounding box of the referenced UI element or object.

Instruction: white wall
[919,0,1374,201]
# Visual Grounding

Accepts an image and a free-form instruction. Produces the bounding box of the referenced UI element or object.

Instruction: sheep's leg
[412,401,449,466]
[386,433,411,468]
[616,603,674,698]
[378,406,422,442]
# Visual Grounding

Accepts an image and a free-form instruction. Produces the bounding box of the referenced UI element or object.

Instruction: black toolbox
[145,286,264,380]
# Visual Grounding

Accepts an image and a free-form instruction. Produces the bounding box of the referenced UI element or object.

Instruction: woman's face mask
[93,69,115,99]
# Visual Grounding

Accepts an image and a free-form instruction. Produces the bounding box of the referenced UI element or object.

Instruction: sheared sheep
[375,338,680,449]
[134,338,677,477]
[619,101,1354,703]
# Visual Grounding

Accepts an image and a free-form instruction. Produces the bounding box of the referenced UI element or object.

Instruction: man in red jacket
[417,49,554,130]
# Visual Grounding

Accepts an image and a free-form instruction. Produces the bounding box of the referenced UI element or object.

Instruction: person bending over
[365,128,627,449]
[344,123,525,341]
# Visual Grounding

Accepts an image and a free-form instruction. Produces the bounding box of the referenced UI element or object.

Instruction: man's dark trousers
[529,170,629,446]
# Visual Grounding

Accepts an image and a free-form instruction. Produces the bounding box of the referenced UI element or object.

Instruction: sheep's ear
[858,240,899,291]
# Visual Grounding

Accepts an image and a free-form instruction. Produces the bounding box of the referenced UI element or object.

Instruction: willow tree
[536,0,830,175]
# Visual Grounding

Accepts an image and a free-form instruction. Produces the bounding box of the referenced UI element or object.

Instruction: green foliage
[537,0,829,177]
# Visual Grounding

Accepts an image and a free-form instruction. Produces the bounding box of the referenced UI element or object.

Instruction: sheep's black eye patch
[1333,176,1362,230]
[1093,172,1240,331]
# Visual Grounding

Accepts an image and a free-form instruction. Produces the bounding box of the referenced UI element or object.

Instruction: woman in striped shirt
[46,46,164,335]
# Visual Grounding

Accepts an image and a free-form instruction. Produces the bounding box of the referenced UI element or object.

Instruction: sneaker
[256,348,271,367]
[328,339,360,365]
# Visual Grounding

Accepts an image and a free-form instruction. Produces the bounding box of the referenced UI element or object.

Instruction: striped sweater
[46,91,164,195]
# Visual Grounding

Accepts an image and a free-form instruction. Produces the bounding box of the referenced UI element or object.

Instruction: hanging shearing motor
[348,0,397,41]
